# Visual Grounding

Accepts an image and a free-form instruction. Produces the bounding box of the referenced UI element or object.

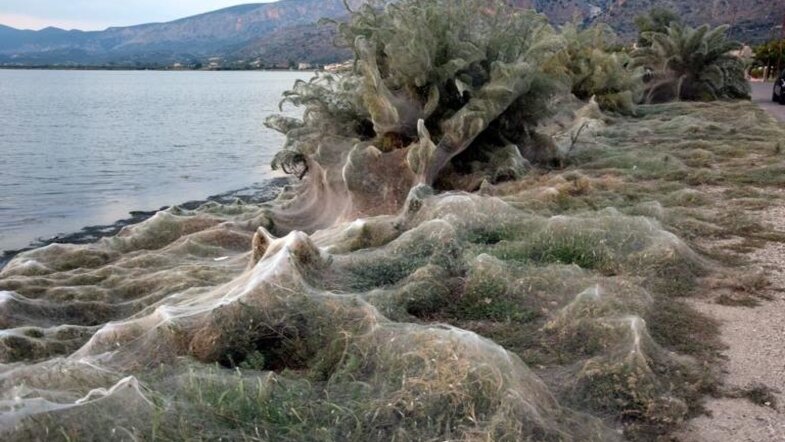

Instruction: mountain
[0,0,779,68]
[0,1,356,67]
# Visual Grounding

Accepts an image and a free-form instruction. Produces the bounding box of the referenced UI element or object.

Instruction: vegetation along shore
[1,1,784,440]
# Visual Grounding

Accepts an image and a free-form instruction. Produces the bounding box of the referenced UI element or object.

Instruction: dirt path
[678,97,785,441]
[679,204,785,442]
[681,218,785,440]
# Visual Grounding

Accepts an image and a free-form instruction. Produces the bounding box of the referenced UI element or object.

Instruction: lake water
[0,70,310,254]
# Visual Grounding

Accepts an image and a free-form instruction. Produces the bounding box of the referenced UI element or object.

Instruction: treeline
[752,38,785,79]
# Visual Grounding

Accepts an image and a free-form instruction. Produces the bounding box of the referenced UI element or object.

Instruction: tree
[632,23,750,102]
[754,39,785,77]
[634,7,682,47]
[266,0,566,219]
[559,23,643,114]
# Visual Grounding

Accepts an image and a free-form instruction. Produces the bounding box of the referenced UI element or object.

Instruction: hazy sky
[0,0,279,31]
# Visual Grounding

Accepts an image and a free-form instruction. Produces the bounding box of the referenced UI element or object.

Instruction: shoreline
[0,177,290,271]
[0,66,319,72]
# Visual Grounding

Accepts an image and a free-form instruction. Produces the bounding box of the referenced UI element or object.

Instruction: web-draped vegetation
[0,1,772,441]
[268,1,748,205]
[269,0,568,219]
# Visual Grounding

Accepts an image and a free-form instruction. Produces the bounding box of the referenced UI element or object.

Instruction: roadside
[678,86,785,441]
[751,81,785,122]
[681,203,785,441]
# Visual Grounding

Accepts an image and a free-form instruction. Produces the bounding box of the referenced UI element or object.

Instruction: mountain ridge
[0,0,779,68]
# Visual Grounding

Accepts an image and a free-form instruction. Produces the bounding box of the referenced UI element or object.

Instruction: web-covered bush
[558,23,643,114]
[632,23,750,103]
[267,0,566,193]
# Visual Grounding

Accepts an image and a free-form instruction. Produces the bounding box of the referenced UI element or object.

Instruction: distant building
[207,57,222,69]
[298,63,313,70]
[324,60,353,73]
[730,45,753,60]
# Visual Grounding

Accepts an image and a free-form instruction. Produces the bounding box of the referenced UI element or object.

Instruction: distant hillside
[0,0,356,67]
[0,0,780,68]
[536,0,781,42]
[230,23,350,66]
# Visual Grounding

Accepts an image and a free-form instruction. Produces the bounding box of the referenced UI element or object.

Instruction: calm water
[0,70,310,253]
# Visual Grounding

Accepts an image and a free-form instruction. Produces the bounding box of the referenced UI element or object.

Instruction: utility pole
[769,23,784,81]
[778,14,785,80]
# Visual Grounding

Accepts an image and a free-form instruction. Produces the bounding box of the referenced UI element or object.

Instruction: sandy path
[678,201,785,438]
[678,95,785,441]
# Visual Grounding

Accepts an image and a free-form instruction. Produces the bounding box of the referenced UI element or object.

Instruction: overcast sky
[0,0,279,31]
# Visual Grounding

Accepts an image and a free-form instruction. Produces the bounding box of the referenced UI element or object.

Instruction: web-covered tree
[632,23,750,103]
[265,0,566,222]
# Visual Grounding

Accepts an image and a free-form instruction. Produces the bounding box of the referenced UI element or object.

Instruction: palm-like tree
[632,24,750,103]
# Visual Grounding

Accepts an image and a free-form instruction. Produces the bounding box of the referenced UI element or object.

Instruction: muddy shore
[0,177,290,270]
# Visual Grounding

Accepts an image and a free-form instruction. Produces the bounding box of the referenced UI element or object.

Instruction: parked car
[774,70,785,105]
